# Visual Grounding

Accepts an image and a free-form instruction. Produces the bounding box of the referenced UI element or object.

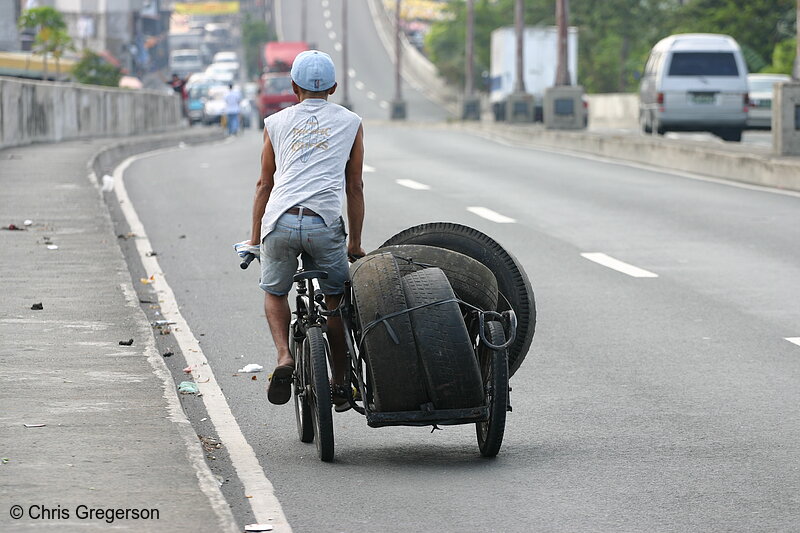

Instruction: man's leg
[324,294,346,385]
[264,292,294,368]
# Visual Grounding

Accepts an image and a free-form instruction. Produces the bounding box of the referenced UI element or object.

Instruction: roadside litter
[101,174,114,192]
[119,339,134,346]
[30,303,43,310]
[24,424,46,428]
[140,275,155,285]
[238,363,263,373]
[46,245,58,250]
[162,350,174,357]
[245,525,273,532]
[2,224,24,230]
[24,220,32,226]
[178,382,199,394]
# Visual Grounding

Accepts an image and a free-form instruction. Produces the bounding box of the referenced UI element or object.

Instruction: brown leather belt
[285,206,321,217]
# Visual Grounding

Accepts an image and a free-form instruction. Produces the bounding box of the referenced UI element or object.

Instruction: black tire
[370,244,498,313]
[476,321,509,458]
[291,325,313,443]
[382,223,535,378]
[718,127,743,142]
[401,268,484,409]
[306,327,334,462]
[350,253,428,412]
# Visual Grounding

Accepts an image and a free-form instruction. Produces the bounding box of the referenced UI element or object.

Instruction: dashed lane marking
[467,206,516,224]
[325,20,333,29]
[323,9,330,18]
[366,91,376,100]
[379,100,389,109]
[581,252,659,278]
[348,68,356,78]
[355,81,365,90]
[363,164,376,173]
[396,179,431,190]
[328,31,336,40]
[334,42,342,52]
[786,337,800,347]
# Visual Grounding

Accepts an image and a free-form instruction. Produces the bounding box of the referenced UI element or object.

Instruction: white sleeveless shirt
[261,99,362,239]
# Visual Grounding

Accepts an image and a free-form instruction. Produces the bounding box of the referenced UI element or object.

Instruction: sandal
[331,384,360,413]
[267,364,295,405]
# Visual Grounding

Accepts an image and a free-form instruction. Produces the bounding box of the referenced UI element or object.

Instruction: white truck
[490,26,578,121]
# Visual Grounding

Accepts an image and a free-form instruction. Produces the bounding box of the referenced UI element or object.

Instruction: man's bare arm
[250,128,276,246]
[344,124,365,258]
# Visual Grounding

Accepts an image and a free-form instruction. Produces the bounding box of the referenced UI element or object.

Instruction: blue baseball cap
[291,50,336,92]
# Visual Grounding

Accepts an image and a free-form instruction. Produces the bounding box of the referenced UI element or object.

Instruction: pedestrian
[235,50,365,410]
[224,83,242,135]
[168,73,188,118]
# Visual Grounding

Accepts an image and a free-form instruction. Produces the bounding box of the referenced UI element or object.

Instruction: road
[119,123,800,532]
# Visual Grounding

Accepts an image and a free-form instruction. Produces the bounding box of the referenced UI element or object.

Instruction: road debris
[245,525,274,532]
[46,244,59,250]
[3,224,24,230]
[30,303,43,310]
[24,424,46,428]
[23,219,32,226]
[101,174,114,192]
[146,250,158,257]
[162,350,174,357]
[178,382,199,394]
[1,458,9,464]
[199,435,222,451]
[183,366,193,373]
[238,363,263,373]
[251,375,258,381]
[119,339,134,346]
[140,275,155,285]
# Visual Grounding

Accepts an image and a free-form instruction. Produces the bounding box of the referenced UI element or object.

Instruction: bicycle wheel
[306,327,334,462]
[291,327,313,443]
[476,321,509,458]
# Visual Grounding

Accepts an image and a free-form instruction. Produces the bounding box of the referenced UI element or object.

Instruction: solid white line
[363,164,376,173]
[328,31,336,40]
[366,91,376,100]
[114,151,292,532]
[467,206,516,223]
[786,337,800,347]
[581,252,659,278]
[396,179,431,190]
[333,42,342,52]
[354,81,365,90]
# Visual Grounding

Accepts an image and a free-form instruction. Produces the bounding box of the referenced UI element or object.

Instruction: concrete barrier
[586,93,639,130]
[0,76,183,149]
[453,122,800,192]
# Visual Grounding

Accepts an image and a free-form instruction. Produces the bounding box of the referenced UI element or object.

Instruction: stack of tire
[350,223,535,413]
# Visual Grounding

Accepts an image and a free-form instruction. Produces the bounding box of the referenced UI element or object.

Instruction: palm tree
[17,6,67,81]
[49,28,75,80]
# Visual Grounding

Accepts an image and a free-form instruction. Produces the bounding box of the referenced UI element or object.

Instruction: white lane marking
[354,80,365,90]
[379,100,389,109]
[323,9,330,18]
[363,164,376,173]
[348,68,356,78]
[321,0,329,7]
[396,179,431,190]
[114,151,292,532]
[786,337,800,347]
[328,30,336,40]
[366,91,376,100]
[324,20,333,29]
[333,42,342,52]
[467,206,516,224]
[581,252,659,278]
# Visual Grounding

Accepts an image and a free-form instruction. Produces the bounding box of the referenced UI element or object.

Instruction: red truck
[257,41,309,124]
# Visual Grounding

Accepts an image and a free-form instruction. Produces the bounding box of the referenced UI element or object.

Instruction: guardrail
[0,76,183,149]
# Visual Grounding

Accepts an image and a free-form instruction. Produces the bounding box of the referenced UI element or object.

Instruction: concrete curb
[366,0,458,117]
[445,122,800,192]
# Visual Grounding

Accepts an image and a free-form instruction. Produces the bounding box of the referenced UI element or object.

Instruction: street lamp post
[795,0,799,79]
[505,0,532,122]
[555,0,571,86]
[462,0,480,120]
[301,0,307,42]
[341,0,351,109]
[391,0,407,119]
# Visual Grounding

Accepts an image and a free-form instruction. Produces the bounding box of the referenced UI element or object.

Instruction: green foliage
[18,6,71,78]
[425,0,798,94]
[242,14,276,79]
[762,38,796,74]
[17,6,66,33]
[72,50,122,87]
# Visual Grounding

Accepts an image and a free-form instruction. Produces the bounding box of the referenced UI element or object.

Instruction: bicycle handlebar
[240,252,257,270]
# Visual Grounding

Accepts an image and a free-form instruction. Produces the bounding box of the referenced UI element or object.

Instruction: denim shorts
[260,211,349,296]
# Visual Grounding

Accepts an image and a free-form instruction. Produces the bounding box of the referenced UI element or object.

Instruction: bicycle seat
[293,270,329,282]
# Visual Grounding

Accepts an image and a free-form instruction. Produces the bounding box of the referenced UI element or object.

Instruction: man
[224,83,242,135]
[236,50,365,408]
[168,73,187,117]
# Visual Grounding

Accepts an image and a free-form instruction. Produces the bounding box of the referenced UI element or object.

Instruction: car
[186,78,225,124]
[639,33,749,142]
[746,73,791,129]
[205,62,238,83]
[169,49,204,79]
[212,51,238,64]
[202,85,228,125]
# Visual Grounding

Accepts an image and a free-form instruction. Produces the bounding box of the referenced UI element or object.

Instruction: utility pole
[514,0,525,93]
[505,0,532,121]
[555,0,570,85]
[301,0,307,42]
[795,0,799,79]
[462,0,480,119]
[341,0,351,109]
[391,0,406,119]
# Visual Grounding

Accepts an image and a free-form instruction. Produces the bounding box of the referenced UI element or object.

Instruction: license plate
[692,93,715,104]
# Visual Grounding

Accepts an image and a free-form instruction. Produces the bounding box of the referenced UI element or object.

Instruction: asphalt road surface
[119,123,800,532]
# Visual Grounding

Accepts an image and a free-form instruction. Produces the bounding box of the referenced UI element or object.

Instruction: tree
[242,14,276,79]
[72,50,122,87]
[48,28,75,80]
[18,6,67,80]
